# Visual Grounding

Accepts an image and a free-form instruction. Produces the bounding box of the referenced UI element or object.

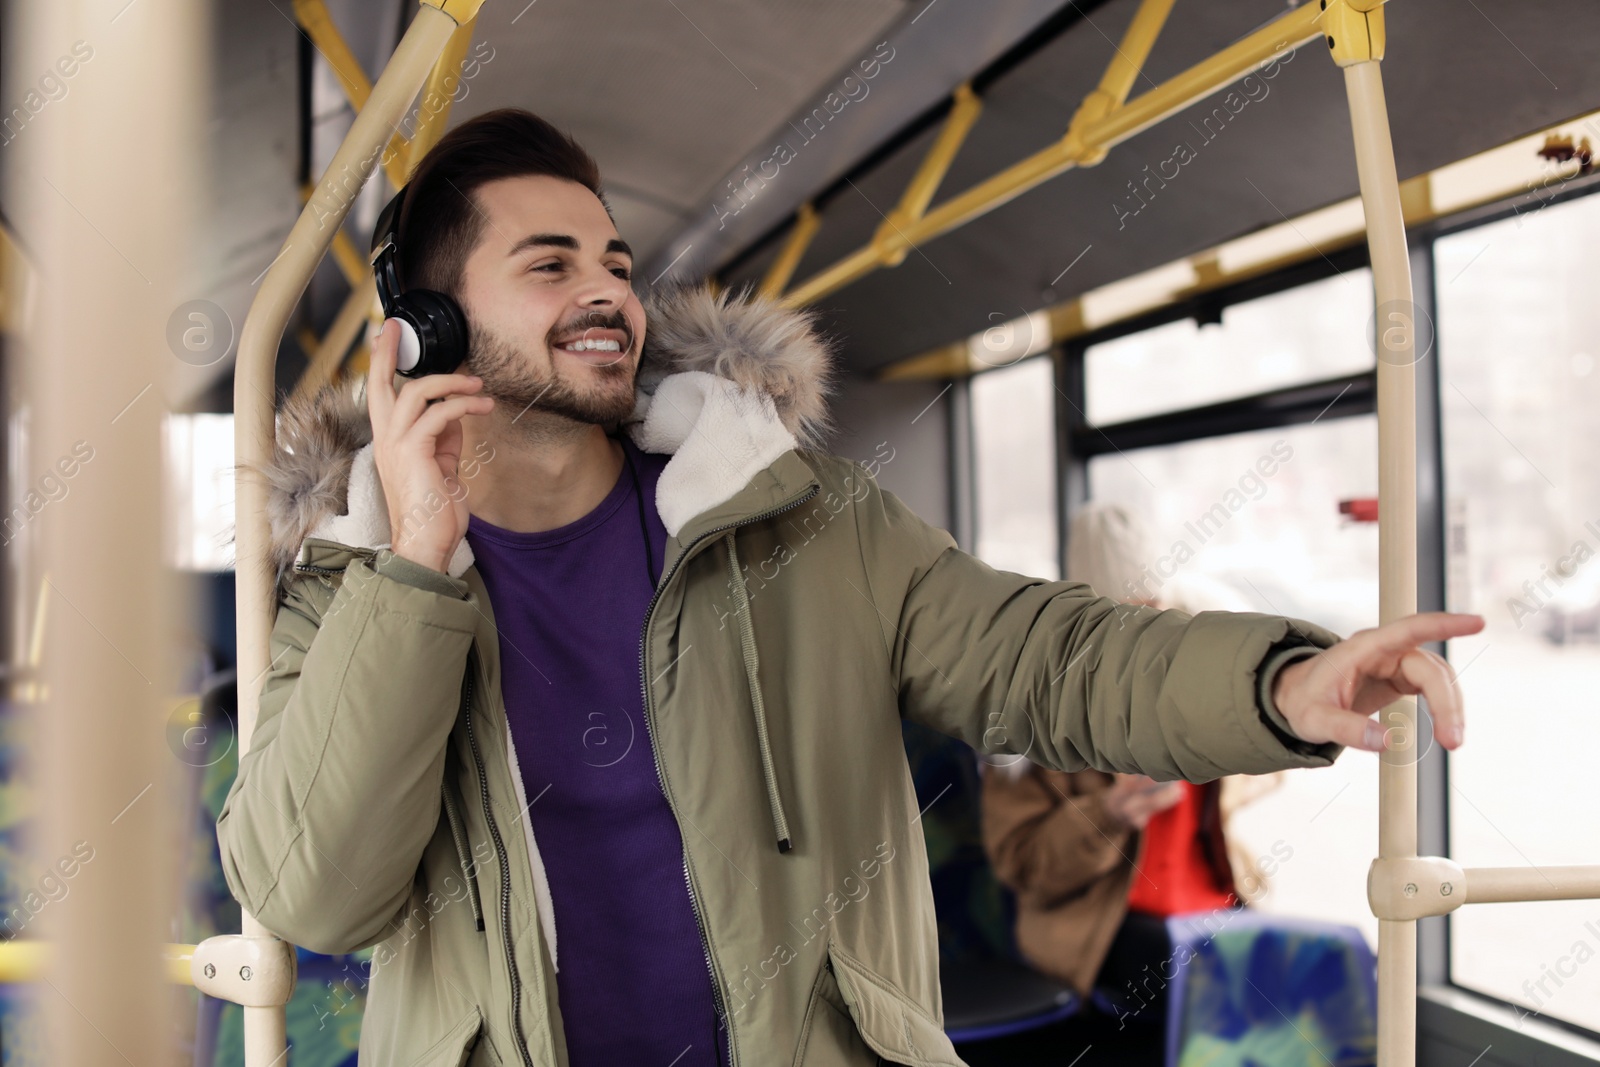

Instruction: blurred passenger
[980,503,1282,1022]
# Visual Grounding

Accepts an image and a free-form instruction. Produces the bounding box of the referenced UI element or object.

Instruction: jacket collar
[669,449,821,552]
[250,284,836,588]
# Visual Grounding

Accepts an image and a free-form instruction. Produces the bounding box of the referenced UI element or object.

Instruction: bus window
[163,412,236,572]
[1090,415,1382,941]
[1438,186,1600,1036]
[1086,268,1375,425]
[973,355,1059,580]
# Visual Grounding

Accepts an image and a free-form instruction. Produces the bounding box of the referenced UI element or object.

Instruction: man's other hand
[1271,612,1486,753]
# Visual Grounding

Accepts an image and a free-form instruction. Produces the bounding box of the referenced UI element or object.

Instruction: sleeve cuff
[1256,641,1338,760]
[373,548,471,600]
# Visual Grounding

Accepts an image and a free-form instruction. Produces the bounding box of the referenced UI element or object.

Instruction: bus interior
[2,0,1600,1064]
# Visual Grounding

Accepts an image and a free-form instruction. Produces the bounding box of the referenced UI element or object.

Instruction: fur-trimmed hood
[251,285,835,589]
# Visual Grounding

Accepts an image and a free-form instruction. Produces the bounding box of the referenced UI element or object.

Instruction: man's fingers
[1398,647,1464,747]
[1298,701,1388,752]
[390,372,484,429]
[367,319,399,427]
[411,395,495,442]
[1365,611,1485,654]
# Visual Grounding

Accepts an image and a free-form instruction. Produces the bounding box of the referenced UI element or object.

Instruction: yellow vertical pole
[12,0,200,1061]
[757,203,821,300]
[874,83,984,267]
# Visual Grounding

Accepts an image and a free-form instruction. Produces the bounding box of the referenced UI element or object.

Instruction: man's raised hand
[366,319,495,574]
[1270,612,1487,753]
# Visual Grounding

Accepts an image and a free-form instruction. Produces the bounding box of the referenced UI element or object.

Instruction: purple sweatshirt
[464,436,724,1066]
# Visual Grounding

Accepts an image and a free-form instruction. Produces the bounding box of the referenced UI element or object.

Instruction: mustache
[546,310,635,353]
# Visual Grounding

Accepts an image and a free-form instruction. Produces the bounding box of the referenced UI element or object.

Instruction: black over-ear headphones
[370,184,471,377]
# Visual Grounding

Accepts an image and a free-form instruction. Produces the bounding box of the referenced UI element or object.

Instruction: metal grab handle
[231,3,483,1063]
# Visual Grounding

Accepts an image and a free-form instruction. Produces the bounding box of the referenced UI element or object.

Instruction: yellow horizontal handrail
[779,0,1324,307]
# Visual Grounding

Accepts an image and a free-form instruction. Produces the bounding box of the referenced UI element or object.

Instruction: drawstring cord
[724,532,793,853]
[617,433,789,852]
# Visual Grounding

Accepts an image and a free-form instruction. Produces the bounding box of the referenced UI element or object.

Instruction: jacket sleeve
[981,769,1134,907]
[216,548,478,955]
[850,470,1345,781]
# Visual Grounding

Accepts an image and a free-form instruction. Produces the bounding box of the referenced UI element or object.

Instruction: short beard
[465,319,637,433]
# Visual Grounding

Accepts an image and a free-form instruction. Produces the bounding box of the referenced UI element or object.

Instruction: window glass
[972,356,1058,580]
[1437,188,1600,1035]
[1086,268,1375,425]
[1090,415,1382,941]
[163,412,236,571]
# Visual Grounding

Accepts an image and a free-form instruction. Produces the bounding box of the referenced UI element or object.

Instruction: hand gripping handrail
[226,3,483,1063]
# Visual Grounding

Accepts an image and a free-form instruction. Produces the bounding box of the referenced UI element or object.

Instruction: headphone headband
[371,185,408,313]
[367,182,469,377]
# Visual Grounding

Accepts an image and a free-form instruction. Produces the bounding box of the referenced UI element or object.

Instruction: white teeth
[559,339,622,352]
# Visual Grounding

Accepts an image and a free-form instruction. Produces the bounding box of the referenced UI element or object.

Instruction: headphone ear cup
[391,288,470,378]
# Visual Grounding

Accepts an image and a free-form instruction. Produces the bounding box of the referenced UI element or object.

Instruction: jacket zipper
[636,482,820,1067]
[295,551,533,1061]
[463,643,537,1067]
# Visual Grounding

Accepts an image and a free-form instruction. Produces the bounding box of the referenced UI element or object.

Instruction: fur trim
[630,371,798,536]
[248,285,836,587]
[244,380,373,591]
[639,283,834,449]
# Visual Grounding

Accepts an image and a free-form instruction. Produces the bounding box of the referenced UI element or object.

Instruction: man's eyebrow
[505,233,634,259]
[507,233,578,257]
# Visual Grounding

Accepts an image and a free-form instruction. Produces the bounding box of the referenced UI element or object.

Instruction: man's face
[457,174,646,426]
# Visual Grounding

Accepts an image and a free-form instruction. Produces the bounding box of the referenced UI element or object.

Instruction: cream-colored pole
[12,0,200,1061]
[1463,866,1600,905]
[233,5,464,1062]
[1344,59,1420,1067]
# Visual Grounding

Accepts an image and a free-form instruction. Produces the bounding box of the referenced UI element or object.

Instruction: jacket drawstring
[725,532,793,853]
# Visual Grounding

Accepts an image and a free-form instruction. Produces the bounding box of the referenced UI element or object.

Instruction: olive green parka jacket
[217,286,1342,1067]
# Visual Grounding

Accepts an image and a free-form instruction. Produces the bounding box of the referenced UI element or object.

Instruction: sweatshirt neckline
[465,439,640,550]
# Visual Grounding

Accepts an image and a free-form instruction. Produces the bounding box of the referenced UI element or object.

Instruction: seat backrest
[1163,909,1379,1067]
[899,719,1022,964]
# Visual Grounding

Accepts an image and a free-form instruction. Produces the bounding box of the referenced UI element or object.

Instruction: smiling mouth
[551,327,631,357]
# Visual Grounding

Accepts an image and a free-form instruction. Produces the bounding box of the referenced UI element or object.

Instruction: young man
[218,109,1480,1067]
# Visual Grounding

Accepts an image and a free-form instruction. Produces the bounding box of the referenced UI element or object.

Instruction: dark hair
[397,108,608,298]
